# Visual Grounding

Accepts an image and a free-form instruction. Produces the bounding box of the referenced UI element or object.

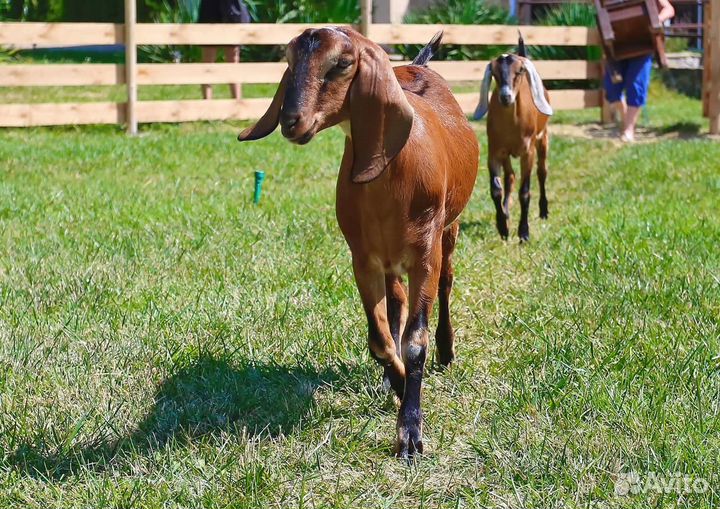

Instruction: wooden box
[595,0,668,67]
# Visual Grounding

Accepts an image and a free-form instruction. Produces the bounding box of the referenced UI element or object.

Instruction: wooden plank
[0,22,122,47]
[134,23,337,45]
[0,102,124,127]
[0,22,600,47]
[710,0,720,133]
[369,24,602,46]
[0,89,600,128]
[427,60,601,81]
[0,59,599,88]
[137,62,283,85]
[125,0,138,135]
[0,64,123,86]
[135,98,274,122]
[454,89,602,113]
[132,23,599,46]
[133,59,599,85]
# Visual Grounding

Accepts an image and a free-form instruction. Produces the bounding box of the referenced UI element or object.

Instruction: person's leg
[622,106,642,140]
[201,46,218,99]
[603,60,626,128]
[224,45,241,99]
[611,100,626,128]
[622,55,653,141]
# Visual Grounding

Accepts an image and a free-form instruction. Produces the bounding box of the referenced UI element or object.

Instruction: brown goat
[237,27,478,459]
[473,36,552,241]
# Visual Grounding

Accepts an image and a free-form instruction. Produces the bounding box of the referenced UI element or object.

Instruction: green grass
[0,86,719,508]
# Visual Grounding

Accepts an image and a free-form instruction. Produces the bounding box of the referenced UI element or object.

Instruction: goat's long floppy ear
[349,47,414,184]
[473,63,493,120]
[523,59,553,116]
[238,69,290,141]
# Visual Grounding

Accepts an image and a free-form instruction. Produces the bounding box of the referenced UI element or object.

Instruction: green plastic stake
[254,170,265,204]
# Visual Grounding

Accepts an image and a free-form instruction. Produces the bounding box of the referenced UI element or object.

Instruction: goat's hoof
[539,200,548,219]
[435,350,455,369]
[396,408,423,461]
[395,429,423,462]
[495,214,509,240]
[519,231,530,243]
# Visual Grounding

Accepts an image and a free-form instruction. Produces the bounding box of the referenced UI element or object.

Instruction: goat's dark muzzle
[499,85,514,106]
[279,88,317,144]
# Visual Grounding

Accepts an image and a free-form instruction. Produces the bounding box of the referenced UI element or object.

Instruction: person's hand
[657,0,675,23]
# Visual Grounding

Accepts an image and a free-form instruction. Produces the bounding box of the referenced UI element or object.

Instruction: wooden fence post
[125,0,138,135]
[360,0,372,37]
[709,0,720,134]
[600,60,612,124]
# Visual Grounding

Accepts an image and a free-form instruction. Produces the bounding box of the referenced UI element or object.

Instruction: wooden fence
[0,0,716,133]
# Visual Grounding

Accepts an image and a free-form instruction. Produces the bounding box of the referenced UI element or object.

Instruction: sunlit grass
[0,82,718,508]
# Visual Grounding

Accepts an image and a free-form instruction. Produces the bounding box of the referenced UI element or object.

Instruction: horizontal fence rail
[0,90,603,127]
[0,60,602,87]
[0,22,601,47]
[0,20,606,129]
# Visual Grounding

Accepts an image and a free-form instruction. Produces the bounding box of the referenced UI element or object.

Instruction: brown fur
[238,27,479,459]
[485,55,550,241]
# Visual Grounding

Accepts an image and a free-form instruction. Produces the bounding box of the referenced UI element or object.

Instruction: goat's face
[473,54,553,120]
[280,27,357,144]
[238,27,414,184]
[491,54,526,107]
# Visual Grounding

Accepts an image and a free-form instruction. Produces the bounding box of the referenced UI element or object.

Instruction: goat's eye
[337,58,353,69]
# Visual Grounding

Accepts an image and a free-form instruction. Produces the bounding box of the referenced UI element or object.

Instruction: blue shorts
[603,55,653,107]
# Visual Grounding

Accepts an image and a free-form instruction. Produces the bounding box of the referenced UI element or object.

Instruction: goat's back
[393,65,479,227]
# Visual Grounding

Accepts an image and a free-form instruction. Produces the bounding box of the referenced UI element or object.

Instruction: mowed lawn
[1,91,719,508]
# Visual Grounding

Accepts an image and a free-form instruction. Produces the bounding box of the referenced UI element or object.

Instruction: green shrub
[530,3,601,61]
[139,0,201,63]
[0,0,63,21]
[397,0,516,61]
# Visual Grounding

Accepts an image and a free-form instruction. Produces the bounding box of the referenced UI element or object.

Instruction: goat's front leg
[353,259,406,399]
[489,157,509,239]
[396,237,442,460]
[518,149,536,242]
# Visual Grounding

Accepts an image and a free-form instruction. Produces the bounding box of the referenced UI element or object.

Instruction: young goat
[474,35,553,241]
[238,27,479,459]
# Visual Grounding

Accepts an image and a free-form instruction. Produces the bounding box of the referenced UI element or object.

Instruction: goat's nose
[281,110,300,129]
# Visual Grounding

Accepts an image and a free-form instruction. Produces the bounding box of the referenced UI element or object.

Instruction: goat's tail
[412,30,443,66]
[517,30,526,57]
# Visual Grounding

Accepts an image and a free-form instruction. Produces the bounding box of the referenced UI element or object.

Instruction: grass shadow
[7,356,341,479]
[653,121,702,137]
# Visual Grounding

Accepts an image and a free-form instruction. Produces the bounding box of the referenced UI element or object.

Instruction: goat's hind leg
[489,157,509,239]
[384,274,408,393]
[502,158,515,218]
[518,149,536,242]
[537,131,549,219]
[353,259,406,400]
[435,222,458,367]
